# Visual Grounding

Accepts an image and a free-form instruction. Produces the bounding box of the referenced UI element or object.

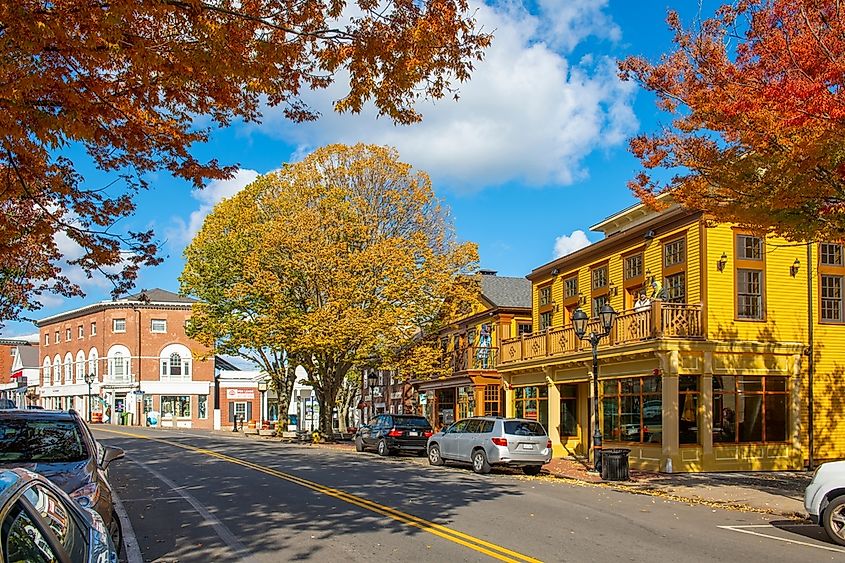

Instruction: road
[93,427,843,562]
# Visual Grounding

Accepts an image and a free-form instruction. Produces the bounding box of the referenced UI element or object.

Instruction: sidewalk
[150,426,813,519]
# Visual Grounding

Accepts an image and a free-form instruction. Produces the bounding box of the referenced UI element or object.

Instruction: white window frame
[78,325,84,339]
[113,318,126,333]
[151,319,167,333]
[91,322,97,336]
[159,344,192,382]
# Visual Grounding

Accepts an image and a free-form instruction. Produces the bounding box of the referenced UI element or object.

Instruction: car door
[457,419,482,462]
[441,419,468,460]
[362,416,380,448]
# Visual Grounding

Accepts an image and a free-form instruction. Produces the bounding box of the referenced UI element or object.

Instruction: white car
[804,460,845,545]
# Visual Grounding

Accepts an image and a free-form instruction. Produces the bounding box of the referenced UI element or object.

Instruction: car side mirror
[101,446,124,468]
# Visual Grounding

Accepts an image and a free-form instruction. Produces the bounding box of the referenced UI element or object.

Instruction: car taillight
[491,437,508,447]
[546,440,552,449]
[423,430,433,438]
[387,429,403,437]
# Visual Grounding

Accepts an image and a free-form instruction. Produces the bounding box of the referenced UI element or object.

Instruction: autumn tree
[619,0,845,240]
[181,143,478,435]
[0,0,491,325]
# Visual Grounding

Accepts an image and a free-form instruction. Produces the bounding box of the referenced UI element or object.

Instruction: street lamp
[83,372,96,423]
[257,379,268,428]
[367,371,378,420]
[572,302,618,474]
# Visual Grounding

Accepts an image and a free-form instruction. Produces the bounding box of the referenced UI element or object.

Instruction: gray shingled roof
[480,274,531,309]
[16,346,39,367]
[120,288,196,304]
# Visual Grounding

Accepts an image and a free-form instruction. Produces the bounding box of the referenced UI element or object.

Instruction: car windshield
[0,419,88,462]
[394,416,431,429]
[504,421,546,437]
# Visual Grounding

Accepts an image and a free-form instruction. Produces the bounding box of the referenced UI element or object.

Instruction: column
[701,352,714,467]
[547,377,562,456]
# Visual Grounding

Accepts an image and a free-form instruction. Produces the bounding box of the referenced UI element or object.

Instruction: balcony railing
[443,346,498,373]
[499,302,703,366]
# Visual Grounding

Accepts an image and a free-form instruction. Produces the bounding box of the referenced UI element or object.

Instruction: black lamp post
[83,372,96,423]
[572,303,618,474]
[367,371,378,420]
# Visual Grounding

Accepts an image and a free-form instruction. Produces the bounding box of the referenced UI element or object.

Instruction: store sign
[226,389,255,400]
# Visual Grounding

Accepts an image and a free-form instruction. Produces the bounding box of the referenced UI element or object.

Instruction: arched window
[160,344,192,382]
[63,353,73,384]
[88,349,99,380]
[75,351,85,383]
[42,357,52,386]
[107,345,132,383]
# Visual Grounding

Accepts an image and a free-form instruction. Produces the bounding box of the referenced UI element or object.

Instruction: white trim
[140,381,210,395]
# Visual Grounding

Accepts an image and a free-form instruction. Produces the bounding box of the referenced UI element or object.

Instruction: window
[538,286,552,306]
[160,351,191,382]
[821,275,844,322]
[113,318,126,333]
[78,325,83,338]
[513,386,548,429]
[821,243,844,266]
[44,333,49,346]
[602,376,662,444]
[54,331,59,343]
[713,376,788,443]
[161,395,191,418]
[539,311,552,331]
[564,276,578,299]
[484,385,501,416]
[517,323,532,336]
[679,376,699,445]
[0,419,88,462]
[664,238,685,267]
[110,352,126,380]
[591,266,607,290]
[737,269,764,319]
[65,328,71,341]
[664,271,686,303]
[91,322,96,336]
[559,384,577,436]
[143,396,153,413]
[198,395,208,419]
[737,234,763,260]
[624,253,643,280]
[151,319,167,333]
[592,294,608,318]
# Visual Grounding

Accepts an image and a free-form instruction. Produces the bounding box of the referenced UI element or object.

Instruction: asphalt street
[93,427,843,562]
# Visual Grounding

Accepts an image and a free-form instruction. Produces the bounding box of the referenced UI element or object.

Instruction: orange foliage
[0,0,491,324]
[619,0,845,240]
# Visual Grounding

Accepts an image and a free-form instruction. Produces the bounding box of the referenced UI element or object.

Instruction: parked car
[354,414,433,456]
[0,409,125,552]
[0,398,16,409]
[0,467,118,562]
[805,460,845,545]
[427,417,552,475]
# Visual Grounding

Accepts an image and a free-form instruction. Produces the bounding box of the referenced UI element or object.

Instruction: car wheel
[109,510,123,556]
[472,449,491,474]
[823,495,845,546]
[523,465,542,476]
[355,437,364,452]
[377,439,390,456]
[428,444,444,466]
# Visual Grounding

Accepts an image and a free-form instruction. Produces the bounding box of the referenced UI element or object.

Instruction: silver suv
[426,417,552,475]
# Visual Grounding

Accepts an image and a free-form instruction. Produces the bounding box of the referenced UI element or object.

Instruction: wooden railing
[443,346,498,373]
[499,302,703,366]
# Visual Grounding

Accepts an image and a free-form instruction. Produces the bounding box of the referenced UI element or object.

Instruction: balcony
[499,302,703,366]
[444,346,498,374]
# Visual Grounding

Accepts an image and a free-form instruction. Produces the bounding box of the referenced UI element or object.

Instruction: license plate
[522,443,535,450]
[409,431,418,436]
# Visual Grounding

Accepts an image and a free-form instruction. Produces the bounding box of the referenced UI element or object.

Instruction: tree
[0,0,492,325]
[181,143,478,435]
[618,0,845,240]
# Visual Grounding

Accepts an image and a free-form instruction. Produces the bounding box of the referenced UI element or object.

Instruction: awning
[10,370,22,379]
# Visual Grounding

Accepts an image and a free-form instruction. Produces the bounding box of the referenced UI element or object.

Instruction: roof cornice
[36,300,193,327]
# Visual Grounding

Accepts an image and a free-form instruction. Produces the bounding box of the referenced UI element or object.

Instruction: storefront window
[161,395,191,418]
[679,376,699,444]
[484,385,501,416]
[713,376,788,443]
[457,386,475,419]
[198,395,208,419]
[143,396,153,413]
[435,388,456,427]
[602,376,662,444]
[514,386,549,429]
[559,384,577,436]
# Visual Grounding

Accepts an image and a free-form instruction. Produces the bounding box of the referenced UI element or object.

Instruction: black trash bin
[601,448,631,481]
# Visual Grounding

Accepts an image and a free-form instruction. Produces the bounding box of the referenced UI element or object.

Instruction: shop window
[712,375,788,443]
[162,395,192,418]
[679,376,699,444]
[513,386,549,429]
[559,384,577,436]
[198,395,208,419]
[484,385,501,416]
[143,396,153,413]
[602,376,662,444]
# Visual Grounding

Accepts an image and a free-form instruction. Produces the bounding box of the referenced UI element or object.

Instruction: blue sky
[4,1,720,338]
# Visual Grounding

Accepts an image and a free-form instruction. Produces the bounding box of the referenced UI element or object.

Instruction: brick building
[35,288,215,428]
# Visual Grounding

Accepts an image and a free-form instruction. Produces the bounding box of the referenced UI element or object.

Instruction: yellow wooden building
[415,270,532,429]
[498,199,845,472]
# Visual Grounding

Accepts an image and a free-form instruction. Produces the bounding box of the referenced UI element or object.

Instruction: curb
[112,491,143,563]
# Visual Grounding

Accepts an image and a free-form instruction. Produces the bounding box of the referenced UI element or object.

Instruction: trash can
[601,448,631,481]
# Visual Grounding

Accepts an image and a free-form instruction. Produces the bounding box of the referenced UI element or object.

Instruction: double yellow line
[99,428,543,563]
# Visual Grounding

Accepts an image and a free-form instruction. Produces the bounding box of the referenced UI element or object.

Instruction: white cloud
[553,230,592,258]
[245,1,637,192]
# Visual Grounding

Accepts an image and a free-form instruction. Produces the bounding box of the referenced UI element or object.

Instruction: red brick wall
[0,344,14,385]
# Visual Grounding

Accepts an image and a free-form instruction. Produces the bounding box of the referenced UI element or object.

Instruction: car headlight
[70,482,100,509]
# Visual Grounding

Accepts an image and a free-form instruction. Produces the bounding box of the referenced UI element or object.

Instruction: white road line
[718,525,845,553]
[128,456,251,561]
[112,490,143,563]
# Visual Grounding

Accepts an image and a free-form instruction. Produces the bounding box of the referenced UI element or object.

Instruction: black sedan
[355,414,433,456]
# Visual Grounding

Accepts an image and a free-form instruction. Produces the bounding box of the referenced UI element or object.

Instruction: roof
[37,287,196,327]
[119,288,196,304]
[480,274,531,309]
[15,346,39,368]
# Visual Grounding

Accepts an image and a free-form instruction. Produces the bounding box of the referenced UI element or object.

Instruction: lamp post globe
[572,307,589,340]
[599,303,618,335]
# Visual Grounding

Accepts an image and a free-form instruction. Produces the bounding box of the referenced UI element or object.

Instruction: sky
[4,1,721,338]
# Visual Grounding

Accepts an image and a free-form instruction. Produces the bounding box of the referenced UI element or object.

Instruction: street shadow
[769,519,833,544]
